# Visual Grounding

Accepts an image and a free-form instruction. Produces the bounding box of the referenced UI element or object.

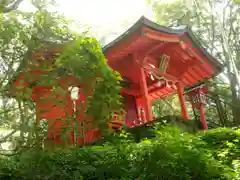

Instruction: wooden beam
[142,27,180,43]
[181,78,190,87]
[150,69,179,81]
[173,47,192,63]
[188,67,203,83]
[142,42,165,63]
[148,86,174,99]
[182,72,195,86]
[155,91,163,97]
[180,41,214,76]
[194,65,208,79]
[143,32,180,43]
[185,71,197,84]
[105,30,142,60]
[120,89,139,96]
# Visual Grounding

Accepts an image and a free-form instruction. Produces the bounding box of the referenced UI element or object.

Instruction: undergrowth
[0,126,239,180]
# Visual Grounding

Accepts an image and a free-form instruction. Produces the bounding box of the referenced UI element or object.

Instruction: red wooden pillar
[176,82,189,120]
[139,67,153,121]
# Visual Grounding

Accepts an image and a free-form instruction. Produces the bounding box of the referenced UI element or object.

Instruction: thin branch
[0,107,19,115]
[0,129,18,143]
[3,0,24,13]
[0,141,36,156]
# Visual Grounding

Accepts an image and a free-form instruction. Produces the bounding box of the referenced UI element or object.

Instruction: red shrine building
[10,16,223,146]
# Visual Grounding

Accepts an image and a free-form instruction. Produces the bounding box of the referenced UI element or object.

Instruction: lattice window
[191,93,207,105]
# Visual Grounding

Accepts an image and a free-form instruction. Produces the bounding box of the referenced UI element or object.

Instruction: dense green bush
[0,145,134,180]
[0,127,238,180]
[124,116,201,143]
[198,128,240,176]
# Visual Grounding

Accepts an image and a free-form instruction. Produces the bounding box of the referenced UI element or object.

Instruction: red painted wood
[176,82,189,120]
[108,54,141,84]
[180,37,215,76]
[139,66,153,121]
[142,42,165,63]
[142,27,180,43]
[181,78,190,87]
[123,94,138,126]
[152,95,158,101]
[188,87,208,129]
[182,73,194,86]
[160,89,173,98]
[188,68,203,83]
[105,30,142,60]
[155,91,162,97]
[185,72,197,85]
[120,89,138,96]
[194,65,209,79]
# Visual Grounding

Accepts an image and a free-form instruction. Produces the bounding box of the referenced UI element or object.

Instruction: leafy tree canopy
[0,0,123,153]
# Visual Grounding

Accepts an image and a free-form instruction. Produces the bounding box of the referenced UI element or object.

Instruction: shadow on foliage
[0,126,239,179]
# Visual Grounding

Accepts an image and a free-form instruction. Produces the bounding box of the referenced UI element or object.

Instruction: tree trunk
[228,72,240,125]
[214,94,228,126]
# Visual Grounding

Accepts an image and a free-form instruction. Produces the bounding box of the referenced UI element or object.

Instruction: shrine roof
[7,16,224,98]
[103,16,223,72]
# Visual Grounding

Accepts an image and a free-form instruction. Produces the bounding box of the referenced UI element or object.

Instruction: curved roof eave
[183,28,223,72]
[102,16,223,73]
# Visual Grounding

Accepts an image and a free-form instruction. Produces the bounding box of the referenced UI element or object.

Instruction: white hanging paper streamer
[69,86,80,113]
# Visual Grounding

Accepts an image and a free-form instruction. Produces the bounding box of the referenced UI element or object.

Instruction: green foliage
[133,127,233,180]
[233,0,240,4]
[152,95,182,118]
[0,0,123,150]
[0,0,77,150]
[124,116,201,143]
[198,128,240,172]
[0,127,238,180]
[56,37,123,132]
[149,0,191,26]
[0,144,133,179]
